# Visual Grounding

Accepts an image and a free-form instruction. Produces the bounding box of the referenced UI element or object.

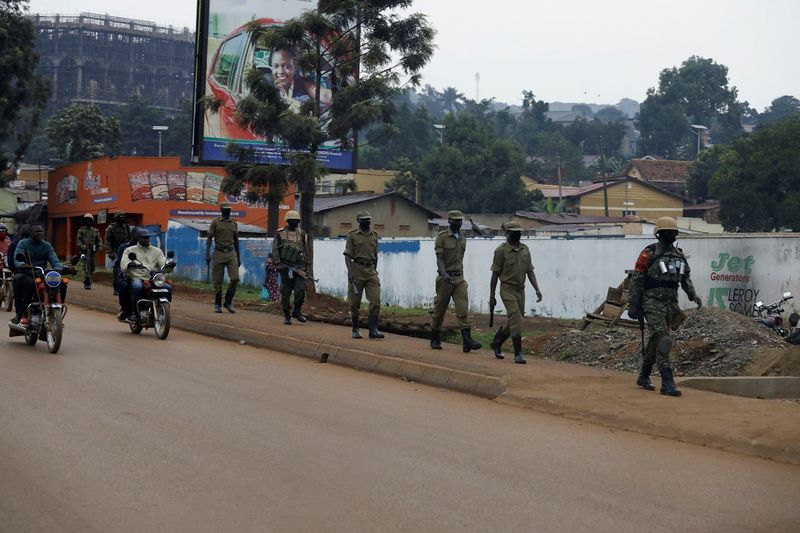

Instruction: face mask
[287,220,300,230]
[0,231,6,240]
[139,239,151,248]
[359,220,371,231]
[83,219,93,227]
[117,216,127,224]
[507,231,521,244]
[221,209,232,220]
[449,221,462,233]
[658,232,677,245]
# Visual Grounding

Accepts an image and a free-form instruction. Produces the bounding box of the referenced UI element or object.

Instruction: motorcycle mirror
[783,292,793,299]
[70,255,80,265]
[167,250,175,259]
[128,252,137,260]
[755,301,763,308]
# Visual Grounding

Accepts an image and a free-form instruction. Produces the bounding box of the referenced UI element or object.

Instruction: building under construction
[30,13,195,115]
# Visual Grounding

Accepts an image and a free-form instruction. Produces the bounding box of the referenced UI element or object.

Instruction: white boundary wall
[313,235,800,319]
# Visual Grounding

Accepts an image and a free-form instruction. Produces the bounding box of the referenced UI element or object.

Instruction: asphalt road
[1,306,798,533]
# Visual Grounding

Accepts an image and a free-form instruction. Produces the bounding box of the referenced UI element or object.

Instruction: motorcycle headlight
[44,271,62,288]
[152,273,166,288]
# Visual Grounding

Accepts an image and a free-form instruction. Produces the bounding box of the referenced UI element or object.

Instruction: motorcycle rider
[11,224,74,325]
[787,313,800,345]
[105,211,131,294]
[120,229,166,324]
[0,223,10,256]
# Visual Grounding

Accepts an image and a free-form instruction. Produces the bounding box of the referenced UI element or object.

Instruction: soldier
[273,210,308,325]
[76,213,103,290]
[430,210,482,352]
[628,216,702,397]
[105,211,131,295]
[343,210,384,339]
[206,203,240,313]
[488,222,542,364]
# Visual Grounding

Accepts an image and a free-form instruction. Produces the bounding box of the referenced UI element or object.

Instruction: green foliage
[595,106,626,123]
[0,0,50,175]
[758,95,800,126]
[46,104,120,163]
[687,145,723,202]
[709,116,800,232]
[563,117,626,156]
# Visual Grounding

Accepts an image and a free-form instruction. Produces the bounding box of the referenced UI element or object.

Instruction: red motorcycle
[754,292,793,337]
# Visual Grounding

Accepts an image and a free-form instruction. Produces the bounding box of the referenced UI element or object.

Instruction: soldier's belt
[644,278,678,290]
[352,259,375,266]
[446,270,463,276]
[215,246,234,253]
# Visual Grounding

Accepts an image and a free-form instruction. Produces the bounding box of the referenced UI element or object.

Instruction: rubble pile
[534,307,790,377]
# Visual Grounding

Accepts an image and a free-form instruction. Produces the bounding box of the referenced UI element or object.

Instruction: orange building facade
[47,156,294,259]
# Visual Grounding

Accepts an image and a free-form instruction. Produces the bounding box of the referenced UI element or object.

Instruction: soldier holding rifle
[76,213,102,290]
[273,210,309,325]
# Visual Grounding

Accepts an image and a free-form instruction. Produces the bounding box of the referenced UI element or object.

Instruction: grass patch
[558,348,580,361]
[379,304,431,317]
[171,278,264,302]
[442,329,544,347]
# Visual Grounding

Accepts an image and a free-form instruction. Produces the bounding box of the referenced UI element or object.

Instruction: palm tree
[440,87,465,115]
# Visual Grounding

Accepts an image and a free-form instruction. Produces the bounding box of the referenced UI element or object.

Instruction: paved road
[1,307,798,532]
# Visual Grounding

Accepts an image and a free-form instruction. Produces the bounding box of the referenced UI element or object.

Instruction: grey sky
[29,0,799,110]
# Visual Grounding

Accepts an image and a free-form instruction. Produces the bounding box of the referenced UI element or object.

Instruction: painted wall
[578,180,683,219]
[317,195,432,238]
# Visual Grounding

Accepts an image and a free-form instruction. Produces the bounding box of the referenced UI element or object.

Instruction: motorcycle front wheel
[46,311,63,354]
[154,302,170,340]
[1,282,12,312]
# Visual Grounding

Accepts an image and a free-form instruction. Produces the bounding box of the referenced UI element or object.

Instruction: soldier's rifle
[489,300,496,327]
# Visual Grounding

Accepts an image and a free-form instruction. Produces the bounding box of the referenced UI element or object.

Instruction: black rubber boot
[659,367,682,396]
[292,306,307,323]
[637,362,656,391]
[512,335,526,364]
[283,310,291,325]
[351,313,362,339]
[368,313,384,339]
[462,328,482,352]
[223,288,236,313]
[430,330,442,350]
[214,292,222,313]
[490,328,508,359]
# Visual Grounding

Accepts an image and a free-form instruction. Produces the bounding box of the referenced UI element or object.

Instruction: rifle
[205,256,211,283]
[638,312,646,360]
[489,299,496,327]
[287,265,318,283]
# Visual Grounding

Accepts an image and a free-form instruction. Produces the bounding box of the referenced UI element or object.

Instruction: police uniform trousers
[499,283,525,337]
[212,249,239,294]
[280,269,306,313]
[348,264,381,315]
[643,293,682,370]
[431,274,470,330]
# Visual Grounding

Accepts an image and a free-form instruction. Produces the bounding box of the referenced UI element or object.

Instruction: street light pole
[690,124,707,159]
[152,125,169,157]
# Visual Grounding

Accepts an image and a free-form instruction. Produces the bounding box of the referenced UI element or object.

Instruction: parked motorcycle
[754,292,793,337]
[126,251,176,340]
[0,252,12,312]
[7,255,78,354]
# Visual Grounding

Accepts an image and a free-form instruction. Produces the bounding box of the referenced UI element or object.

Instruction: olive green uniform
[208,216,239,295]
[491,241,534,337]
[274,226,307,313]
[432,229,471,330]
[344,227,381,315]
[76,226,102,284]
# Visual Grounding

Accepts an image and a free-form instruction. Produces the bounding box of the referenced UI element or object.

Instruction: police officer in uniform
[489,222,542,364]
[206,203,240,313]
[76,213,103,289]
[628,216,702,397]
[430,210,482,352]
[344,211,383,339]
[273,210,308,325]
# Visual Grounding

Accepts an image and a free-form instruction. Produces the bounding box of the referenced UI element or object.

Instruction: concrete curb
[679,376,800,399]
[71,299,506,399]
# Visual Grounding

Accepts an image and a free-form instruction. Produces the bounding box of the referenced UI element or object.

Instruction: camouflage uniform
[105,221,131,260]
[76,225,102,287]
[274,225,307,316]
[629,242,697,372]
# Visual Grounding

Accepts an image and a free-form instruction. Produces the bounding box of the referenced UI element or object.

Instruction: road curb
[71,299,506,399]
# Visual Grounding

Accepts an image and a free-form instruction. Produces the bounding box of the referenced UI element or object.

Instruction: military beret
[356,210,372,220]
[447,210,465,220]
[505,221,523,231]
[220,202,231,209]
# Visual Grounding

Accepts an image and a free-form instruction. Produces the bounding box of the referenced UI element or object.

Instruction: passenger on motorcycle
[11,224,74,325]
[120,229,168,323]
[788,313,800,346]
[0,223,10,256]
[113,227,141,321]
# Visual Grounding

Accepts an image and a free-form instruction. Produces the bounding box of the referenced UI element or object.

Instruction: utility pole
[556,154,562,203]
[599,135,609,217]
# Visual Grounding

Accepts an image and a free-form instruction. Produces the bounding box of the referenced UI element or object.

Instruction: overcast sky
[29,0,800,110]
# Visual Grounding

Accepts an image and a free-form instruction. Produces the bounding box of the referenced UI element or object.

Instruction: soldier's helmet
[504,221,523,232]
[654,216,678,236]
[220,202,231,210]
[83,213,94,221]
[447,210,465,220]
[285,210,301,221]
[356,210,372,220]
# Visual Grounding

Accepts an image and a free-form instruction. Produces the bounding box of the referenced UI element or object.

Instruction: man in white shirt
[120,229,166,322]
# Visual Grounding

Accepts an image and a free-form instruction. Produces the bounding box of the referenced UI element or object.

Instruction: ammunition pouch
[279,242,303,265]
[644,278,678,290]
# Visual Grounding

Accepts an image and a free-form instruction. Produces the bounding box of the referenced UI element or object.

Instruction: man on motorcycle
[0,223,10,256]
[113,227,140,321]
[11,224,73,325]
[120,229,166,323]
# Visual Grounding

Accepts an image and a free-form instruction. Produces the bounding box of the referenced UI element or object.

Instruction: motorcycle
[126,251,176,340]
[7,255,78,354]
[754,291,793,337]
[0,252,12,312]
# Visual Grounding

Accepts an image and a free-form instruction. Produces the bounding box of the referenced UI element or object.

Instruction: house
[314,192,438,238]
[317,169,400,195]
[622,157,694,196]
[683,201,721,224]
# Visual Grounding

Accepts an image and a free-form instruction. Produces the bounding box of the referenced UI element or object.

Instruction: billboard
[193,0,356,172]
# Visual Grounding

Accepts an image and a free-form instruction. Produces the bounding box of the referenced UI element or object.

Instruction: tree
[0,0,50,178]
[570,104,594,118]
[709,116,800,231]
[511,90,550,155]
[439,86,464,115]
[595,106,625,123]
[529,131,586,184]
[758,95,800,126]
[203,1,435,267]
[117,97,169,157]
[46,104,120,163]
[359,93,436,169]
[686,145,723,203]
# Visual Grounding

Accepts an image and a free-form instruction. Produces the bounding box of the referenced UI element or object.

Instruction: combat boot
[223,289,236,313]
[461,328,482,353]
[214,292,222,313]
[636,362,656,391]
[368,313,384,339]
[283,310,291,325]
[512,335,526,364]
[292,306,307,323]
[490,328,508,359]
[659,367,682,397]
[351,313,362,339]
[430,330,442,350]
